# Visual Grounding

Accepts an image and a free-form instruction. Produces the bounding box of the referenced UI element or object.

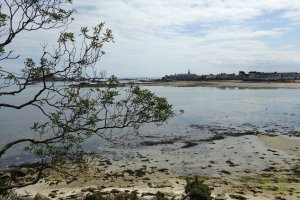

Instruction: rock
[97,186,106,190]
[226,160,239,167]
[124,169,135,175]
[81,188,88,192]
[66,192,84,199]
[66,194,78,199]
[0,172,11,179]
[49,181,59,186]
[142,165,147,169]
[82,187,97,193]
[34,193,50,200]
[22,198,34,200]
[141,192,155,197]
[229,194,248,200]
[141,140,174,146]
[110,189,120,194]
[158,168,168,173]
[87,187,98,193]
[48,192,56,198]
[275,197,286,200]
[220,170,231,175]
[181,142,198,148]
[135,169,146,177]
[19,167,29,175]
[77,192,85,198]
[155,183,172,188]
[244,169,251,173]
[215,194,227,200]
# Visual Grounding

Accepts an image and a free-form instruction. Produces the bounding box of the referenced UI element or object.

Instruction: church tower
[188,69,190,75]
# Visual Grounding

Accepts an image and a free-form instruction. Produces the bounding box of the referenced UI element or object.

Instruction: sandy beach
[15,134,300,200]
[140,80,300,89]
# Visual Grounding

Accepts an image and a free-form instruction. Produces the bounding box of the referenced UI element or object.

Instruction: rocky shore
[5,134,298,200]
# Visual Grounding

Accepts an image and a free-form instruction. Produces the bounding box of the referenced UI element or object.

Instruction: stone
[110,189,120,194]
[87,187,97,193]
[229,194,247,200]
[19,167,29,175]
[157,168,168,172]
[155,183,172,188]
[135,169,146,177]
[181,142,197,148]
[34,193,50,200]
[214,194,227,200]
[220,170,231,175]
[0,172,11,179]
[48,192,56,198]
[141,192,155,197]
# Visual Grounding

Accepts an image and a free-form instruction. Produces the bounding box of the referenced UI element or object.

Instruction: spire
[188,69,190,75]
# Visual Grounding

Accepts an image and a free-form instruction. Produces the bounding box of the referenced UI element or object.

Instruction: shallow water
[1,85,300,169]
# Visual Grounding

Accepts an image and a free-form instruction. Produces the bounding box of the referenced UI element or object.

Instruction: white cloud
[3,0,300,77]
[282,10,300,22]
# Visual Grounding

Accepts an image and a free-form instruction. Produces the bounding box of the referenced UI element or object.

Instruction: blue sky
[4,0,300,77]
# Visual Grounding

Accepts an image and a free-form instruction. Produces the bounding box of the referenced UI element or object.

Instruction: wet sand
[259,135,300,156]
[140,80,300,89]
[15,134,300,200]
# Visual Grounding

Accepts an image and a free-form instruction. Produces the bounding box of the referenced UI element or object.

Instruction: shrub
[154,191,170,200]
[185,176,212,200]
[84,193,113,200]
[84,191,139,200]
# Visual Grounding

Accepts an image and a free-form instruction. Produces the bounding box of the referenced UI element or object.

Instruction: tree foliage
[0,0,175,192]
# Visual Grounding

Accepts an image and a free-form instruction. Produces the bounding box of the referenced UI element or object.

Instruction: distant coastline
[71,79,300,89]
[140,80,300,89]
[162,70,300,81]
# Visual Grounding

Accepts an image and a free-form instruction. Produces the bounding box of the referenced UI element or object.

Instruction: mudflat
[15,134,300,200]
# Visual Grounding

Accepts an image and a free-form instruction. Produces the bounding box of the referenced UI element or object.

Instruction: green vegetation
[83,177,212,200]
[85,193,113,200]
[185,176,212,200]
[240,170,300,195]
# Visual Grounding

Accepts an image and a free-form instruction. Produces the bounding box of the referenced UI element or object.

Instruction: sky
[4,0,300,77]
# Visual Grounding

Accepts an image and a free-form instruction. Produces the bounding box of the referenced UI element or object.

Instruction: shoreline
[14,134,300,200]
[138,80,300,89]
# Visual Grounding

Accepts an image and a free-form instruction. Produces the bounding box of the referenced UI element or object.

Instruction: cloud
[3,0,300,77]
[282,10,300,22]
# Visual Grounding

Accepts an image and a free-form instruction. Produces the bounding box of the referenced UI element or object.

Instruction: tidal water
[1,85,300,169]
[142,86,300,136]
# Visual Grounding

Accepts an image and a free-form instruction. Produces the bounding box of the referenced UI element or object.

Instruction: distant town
[162,70,300,81]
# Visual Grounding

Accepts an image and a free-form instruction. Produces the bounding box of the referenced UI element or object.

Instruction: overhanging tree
[0,0,175,191]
